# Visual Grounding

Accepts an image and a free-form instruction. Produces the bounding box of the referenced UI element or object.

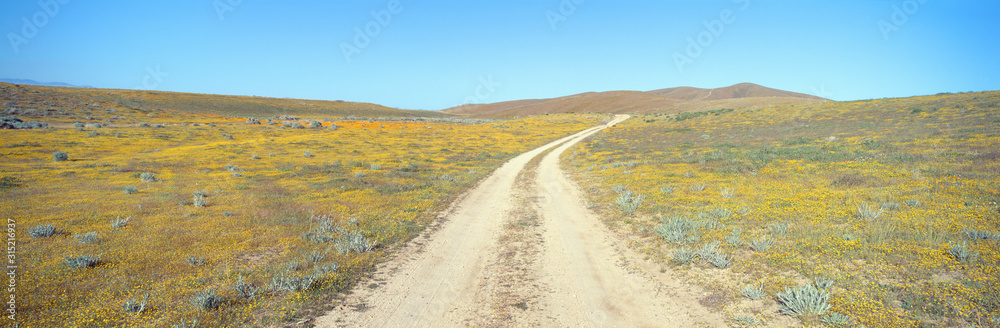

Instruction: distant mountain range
[0,78,92,88]
[441,83,830,118]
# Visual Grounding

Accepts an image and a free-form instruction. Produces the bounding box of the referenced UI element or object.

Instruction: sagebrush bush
[28,224,58,237]
[111,216,130,229]
[741,283,765,300]
[776,283,830,316]
[186,256,206,266]
[122,186,138,194]
[64,255,101,269]
[122,293,148,315]
[75,232,99,244]
[140,173,156,182]
[948,241,978,263]
[671,247,696,265]
[192,289,223,311]
[52,151,68,162]
[268,271,317,293]
[749,235,774,252]
[233,276,261,301]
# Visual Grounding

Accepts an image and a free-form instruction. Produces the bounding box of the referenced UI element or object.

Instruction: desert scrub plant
[962,228,999,241]
[738,205,752,216]
[268,271,317,293]
[741,283,765,300]
[191,289,223,311]
[140,172,156,182]
[64,255,101,269]
[856,203,884,221]
[671,247,696,265]
[708,207,733,219]
[820,312,853,327]
[233,275,261,301]
[73,122,84,128]
[690,183,706,192]
[122,293,148,315]
[766,221,789,236]
[733,315,759,327]
[186,256,206,266]
[614,189,645,215]
[775,283,830,316]
[903,199,920,207]
[726,229,743,247]
[303,150,313,158]
[947,241,979,263]
[303,248,329,263]
[303,218,378,253]
[52,151,68,162]
[111,215,130,229]
[655,216,700,244]
[74,232,99,244]
[660,185,675,194]
[28,224,58,237]
[813,278,834,290]
[749,235,774,252]
[192,191,206,207]
[698,242,731,268]
[122,185,138,194]
[720,187,734,199]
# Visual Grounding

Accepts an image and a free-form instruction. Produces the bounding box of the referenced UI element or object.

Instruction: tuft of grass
[766,221,789,236]
[741,283,765,300]
[122,293,148,315]
[733,315,760,327]
[748,235,774,252]
[655,216,700,244]
[856,203,884,221]
[193,192,207,208]
[690,183,706,192]
[720,187,734,199]
[111,216,131,229]
[267,271,317,293]
[122,186,138,194]
[303,150,313,158]
[776,283,830,316]
[52,151,68,162]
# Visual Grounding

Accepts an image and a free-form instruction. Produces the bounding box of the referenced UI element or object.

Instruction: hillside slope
[442,83,829,118]
[0,82,447,124]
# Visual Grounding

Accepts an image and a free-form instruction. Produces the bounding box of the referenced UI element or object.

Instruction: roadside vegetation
[2,111,604,327]
[568,91,1000,327]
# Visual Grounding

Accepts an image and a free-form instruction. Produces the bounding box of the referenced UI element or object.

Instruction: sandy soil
[316,115,726,327]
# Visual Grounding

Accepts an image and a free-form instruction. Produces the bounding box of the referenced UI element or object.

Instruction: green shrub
[52,151,68,162]
[64,255,101,269]
[28,224,58,237]
[186,256,206,266]
[140,173,156,182]
[776,283,830,316]
[74,232,99,244]
[111,216,130,229]
[123,186,138,194]
[233,276,261,301]
[122,293,148,315]
[741,283,765,300]
[192,289,223,311]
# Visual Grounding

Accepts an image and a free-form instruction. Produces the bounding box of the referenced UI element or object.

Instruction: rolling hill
[442,83,830,118]
[0,82,448,124]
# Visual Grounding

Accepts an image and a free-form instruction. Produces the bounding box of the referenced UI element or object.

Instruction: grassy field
[2,113,605,327]
[566,91,1000,327]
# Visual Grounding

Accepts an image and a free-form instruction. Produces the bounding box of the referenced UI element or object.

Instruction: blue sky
[1,0,997,110]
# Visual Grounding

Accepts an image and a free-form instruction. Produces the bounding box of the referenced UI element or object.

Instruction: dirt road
[317,115,725,327]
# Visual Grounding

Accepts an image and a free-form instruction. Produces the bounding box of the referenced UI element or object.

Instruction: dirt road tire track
[317,115,724,327]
